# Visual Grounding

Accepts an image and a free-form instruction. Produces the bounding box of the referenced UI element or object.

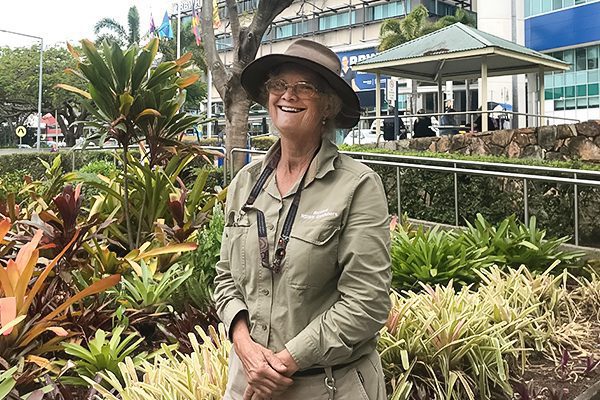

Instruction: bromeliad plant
[60,325,147,386]
[462,214,584,272]
[111,262,193,313]
[58,38,209,250]
[0,217,120,379]
[85,324,230,400]
[390,225,501,290]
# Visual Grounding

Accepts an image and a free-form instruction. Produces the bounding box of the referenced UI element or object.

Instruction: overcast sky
[0,0,175,48]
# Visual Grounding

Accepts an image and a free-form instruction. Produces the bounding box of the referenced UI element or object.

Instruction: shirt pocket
[225,210,251,286]
[287,223,340,289]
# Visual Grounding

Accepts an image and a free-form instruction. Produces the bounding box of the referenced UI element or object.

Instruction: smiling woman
[213,39,392,400]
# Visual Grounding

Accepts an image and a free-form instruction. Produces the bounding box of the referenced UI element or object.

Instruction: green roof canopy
[354,22,569,82]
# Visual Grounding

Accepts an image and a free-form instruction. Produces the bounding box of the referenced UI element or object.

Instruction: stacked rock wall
[378,120,600,162]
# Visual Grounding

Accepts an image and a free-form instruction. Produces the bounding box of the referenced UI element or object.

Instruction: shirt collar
[261,136,339,184]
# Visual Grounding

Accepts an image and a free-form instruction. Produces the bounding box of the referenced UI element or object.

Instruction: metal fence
[231,148,600,247]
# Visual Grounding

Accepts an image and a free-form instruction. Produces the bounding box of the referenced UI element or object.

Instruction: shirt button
[262,324,268,331]
[260,289,270,295]
[267,223,274,231]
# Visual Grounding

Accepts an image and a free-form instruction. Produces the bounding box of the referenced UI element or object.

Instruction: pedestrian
[439,100,458,136]
[412,109,436,138]
[214,39,391,400]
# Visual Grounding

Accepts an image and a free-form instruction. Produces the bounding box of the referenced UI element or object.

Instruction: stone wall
[378,120,600,162]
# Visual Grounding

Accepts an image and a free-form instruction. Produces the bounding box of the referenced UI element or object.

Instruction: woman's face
[267,65,329,141]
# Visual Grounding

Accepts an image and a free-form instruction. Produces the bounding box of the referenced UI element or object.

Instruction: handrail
[341,151,600,178]
[230,147,600,247]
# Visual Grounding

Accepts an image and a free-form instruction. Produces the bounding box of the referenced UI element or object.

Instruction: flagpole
[176,1,181,58]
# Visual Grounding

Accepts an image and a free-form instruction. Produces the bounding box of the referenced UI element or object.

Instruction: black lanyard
[242,147,318,273]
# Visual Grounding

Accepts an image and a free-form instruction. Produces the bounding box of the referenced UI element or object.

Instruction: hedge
[0,150,117,179]
[340,145,600,248]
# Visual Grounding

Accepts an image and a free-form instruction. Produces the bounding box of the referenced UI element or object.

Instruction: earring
[321,118,327,126]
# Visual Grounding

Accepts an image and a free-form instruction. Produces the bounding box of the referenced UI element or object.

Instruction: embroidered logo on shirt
[300,209,339,220]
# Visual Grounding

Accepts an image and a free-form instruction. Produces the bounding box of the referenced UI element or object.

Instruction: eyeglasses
[265,79,320,99]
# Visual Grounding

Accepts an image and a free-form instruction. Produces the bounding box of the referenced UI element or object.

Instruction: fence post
[453,163,459,226]
[523,178,529,222]
[396,167,402,216]
[574,172,579,246]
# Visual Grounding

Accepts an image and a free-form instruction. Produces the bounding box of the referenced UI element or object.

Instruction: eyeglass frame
[265,79,321,99]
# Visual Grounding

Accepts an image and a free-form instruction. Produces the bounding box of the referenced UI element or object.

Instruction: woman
[214,39,391,400]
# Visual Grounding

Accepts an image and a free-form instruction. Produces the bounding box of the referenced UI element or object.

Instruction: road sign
[16,126,27,138]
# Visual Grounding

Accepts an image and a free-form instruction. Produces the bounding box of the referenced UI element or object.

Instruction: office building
[525,0,600,121]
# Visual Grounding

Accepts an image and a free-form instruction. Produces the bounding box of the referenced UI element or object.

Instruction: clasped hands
[232,318,298,400]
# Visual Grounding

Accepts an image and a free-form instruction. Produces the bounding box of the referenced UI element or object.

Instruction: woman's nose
[281,85,298,100]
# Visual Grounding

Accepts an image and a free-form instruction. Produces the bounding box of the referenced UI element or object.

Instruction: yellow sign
[16,126,27,138]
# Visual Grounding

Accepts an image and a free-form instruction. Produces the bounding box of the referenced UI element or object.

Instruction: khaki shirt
[214,138,391,370]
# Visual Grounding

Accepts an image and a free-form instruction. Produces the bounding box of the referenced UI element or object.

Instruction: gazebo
[353,22,570,132]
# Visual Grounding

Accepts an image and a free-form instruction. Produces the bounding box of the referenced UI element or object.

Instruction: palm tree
[94,6,140,47]
[378,5,476,52]
[378,5,431,52]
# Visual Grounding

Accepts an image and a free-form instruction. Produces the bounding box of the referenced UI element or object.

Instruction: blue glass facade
[525,1,600,51]
[525,0,600,110]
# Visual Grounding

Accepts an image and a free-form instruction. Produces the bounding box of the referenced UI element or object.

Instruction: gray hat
[241,39,361,129]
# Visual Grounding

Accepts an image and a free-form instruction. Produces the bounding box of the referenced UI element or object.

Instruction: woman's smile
[277,105,306,113]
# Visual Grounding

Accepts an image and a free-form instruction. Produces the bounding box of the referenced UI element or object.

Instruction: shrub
[0,151,117,179]
[175,203,225,311]
[251,135,277,150]
[79,159,117,178]
[381,265,588,399]
[390,214,584,291]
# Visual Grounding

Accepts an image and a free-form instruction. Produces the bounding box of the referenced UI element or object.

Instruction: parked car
[343,128,379,145]
[17,144,32,149]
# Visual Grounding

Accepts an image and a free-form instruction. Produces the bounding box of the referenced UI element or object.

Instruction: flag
[149,13,156,35]
[213,0,221,29]
[158,11,174,39]
[192,3,201,45]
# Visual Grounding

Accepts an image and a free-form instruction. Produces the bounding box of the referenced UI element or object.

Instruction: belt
[293,362,352,377]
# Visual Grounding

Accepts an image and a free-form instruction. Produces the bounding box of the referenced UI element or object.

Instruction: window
[527,0,592,16]
[275,21,308,39]
[588,46,598,70]
[368,1,407,21]
[318,11,356,30]
[545,44,600,109]
[542,0,552,12]
[565,86,575,97]
[554,73,564,87]
[554,87,564,98]
[576,48,587,71]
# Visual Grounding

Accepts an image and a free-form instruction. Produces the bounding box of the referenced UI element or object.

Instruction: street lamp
[0,29,43,150]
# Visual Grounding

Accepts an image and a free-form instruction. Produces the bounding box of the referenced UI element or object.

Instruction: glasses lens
[266,79,287,94]
[295,82,318,98]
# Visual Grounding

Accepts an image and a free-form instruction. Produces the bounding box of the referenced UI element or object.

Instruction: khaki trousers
[223,350,386,400]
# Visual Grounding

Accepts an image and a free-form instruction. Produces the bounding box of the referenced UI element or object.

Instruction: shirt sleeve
[213,177,248,340]
[285,171,392,369]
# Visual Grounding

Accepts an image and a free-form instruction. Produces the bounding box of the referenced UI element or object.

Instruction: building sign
[336,47,388,92]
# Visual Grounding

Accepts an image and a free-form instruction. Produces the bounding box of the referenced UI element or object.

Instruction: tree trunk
[225,87,252,173]
[201,0,294,178]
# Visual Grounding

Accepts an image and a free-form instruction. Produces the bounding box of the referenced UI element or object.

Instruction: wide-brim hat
[241,39,361,129]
